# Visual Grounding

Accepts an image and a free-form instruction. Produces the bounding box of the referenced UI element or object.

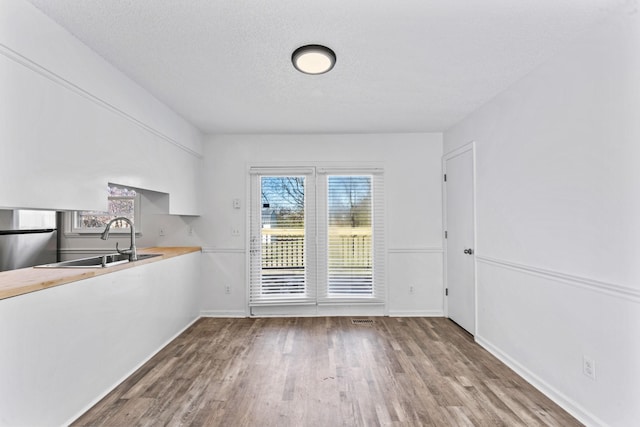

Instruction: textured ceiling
[25,0,626,134]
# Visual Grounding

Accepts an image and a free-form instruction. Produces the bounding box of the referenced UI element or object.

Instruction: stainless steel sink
[35,253,161,268]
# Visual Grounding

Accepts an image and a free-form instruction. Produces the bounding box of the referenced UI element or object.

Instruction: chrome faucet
[101,217,137,261]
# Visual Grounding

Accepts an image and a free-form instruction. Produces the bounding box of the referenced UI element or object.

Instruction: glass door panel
[258,176,307,299]
[327,176,373,296]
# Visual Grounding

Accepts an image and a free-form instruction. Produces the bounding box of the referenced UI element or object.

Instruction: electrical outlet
[224,285,231,294]
[159,226,165,237]
[233,198,241,209]
[409,286,415,294]
[231,227,240,236]
[583,356,596,380]
[188,226,194,236]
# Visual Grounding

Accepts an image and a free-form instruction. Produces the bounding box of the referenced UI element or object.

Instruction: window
[70,185,140,234]
[249,166,385,310]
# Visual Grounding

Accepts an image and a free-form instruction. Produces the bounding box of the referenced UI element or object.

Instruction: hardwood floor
[73,317,582,426]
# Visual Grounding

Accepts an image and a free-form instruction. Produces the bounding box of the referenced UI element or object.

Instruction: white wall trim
[388,310,444,317]
[476,335,607,427]
[388,247,443,254]
[200,310,248,318]
[477,255,640,303]
[442,140,476,160]
[0,43,203,159]
[63,315,201,426]
[59,248,114,255]
[204,310,445,318]
[201,247,245,254]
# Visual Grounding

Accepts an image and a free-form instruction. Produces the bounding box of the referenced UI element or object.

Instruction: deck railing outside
[261,227,372,269]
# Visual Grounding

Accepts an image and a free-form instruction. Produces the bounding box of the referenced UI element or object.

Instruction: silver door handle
[463,248,474,255]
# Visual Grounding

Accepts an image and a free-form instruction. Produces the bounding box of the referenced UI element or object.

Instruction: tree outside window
[72,185,139,233]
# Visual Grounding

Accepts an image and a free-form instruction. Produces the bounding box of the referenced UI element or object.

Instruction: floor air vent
[351,319,375,325]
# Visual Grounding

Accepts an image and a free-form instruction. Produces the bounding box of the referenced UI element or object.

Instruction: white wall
[444,4,640,426]
[199,133,443,317]
[0,0,203,214]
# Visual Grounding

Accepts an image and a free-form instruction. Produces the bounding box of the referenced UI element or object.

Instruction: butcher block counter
[0,246,201,300]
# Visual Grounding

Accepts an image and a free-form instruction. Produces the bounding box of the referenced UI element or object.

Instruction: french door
[249,169,316,306]
[249,167,385,315]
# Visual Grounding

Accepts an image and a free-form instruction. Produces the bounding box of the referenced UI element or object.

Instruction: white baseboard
[200,310,445,318]
[200,310,248,318]
[63,315,201,426]
[387,310,444,317]
[476,335,606,427]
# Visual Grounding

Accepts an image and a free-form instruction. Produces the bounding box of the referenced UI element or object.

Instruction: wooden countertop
[0,247,201,301]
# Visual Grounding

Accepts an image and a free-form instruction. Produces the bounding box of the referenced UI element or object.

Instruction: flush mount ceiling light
[292,45,336,75]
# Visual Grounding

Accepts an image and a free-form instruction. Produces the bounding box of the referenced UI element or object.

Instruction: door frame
[245,162,387,318]
[442,141,478,335]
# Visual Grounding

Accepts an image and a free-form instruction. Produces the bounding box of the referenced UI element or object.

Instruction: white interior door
[444,146,476,334]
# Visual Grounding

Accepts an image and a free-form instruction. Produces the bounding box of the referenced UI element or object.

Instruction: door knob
[463,248,474,255]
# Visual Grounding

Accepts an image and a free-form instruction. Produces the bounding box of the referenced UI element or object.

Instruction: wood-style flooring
[73,317,582,426]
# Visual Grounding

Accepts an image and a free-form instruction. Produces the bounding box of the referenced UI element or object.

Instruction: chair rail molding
[387,247,443,254]
[201,247,246,254]
[476,255,640,303]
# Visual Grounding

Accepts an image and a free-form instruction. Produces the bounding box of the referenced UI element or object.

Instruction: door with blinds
[250,167,385,316]
[249,169,316,308]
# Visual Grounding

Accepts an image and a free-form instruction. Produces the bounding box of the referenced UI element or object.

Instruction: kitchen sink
[35,253,162,268]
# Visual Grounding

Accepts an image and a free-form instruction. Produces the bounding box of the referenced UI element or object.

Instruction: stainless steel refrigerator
[0,211,58,272]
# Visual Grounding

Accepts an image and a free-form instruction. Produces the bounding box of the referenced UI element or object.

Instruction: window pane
[107,186,136,198]
[327,176,372,295]
[260,176,306,296]
[75,186,136,230]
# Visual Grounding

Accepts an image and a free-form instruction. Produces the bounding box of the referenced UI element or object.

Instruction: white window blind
[249,166,385,309]
[249,168,316,306]
[317,169,385,304]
